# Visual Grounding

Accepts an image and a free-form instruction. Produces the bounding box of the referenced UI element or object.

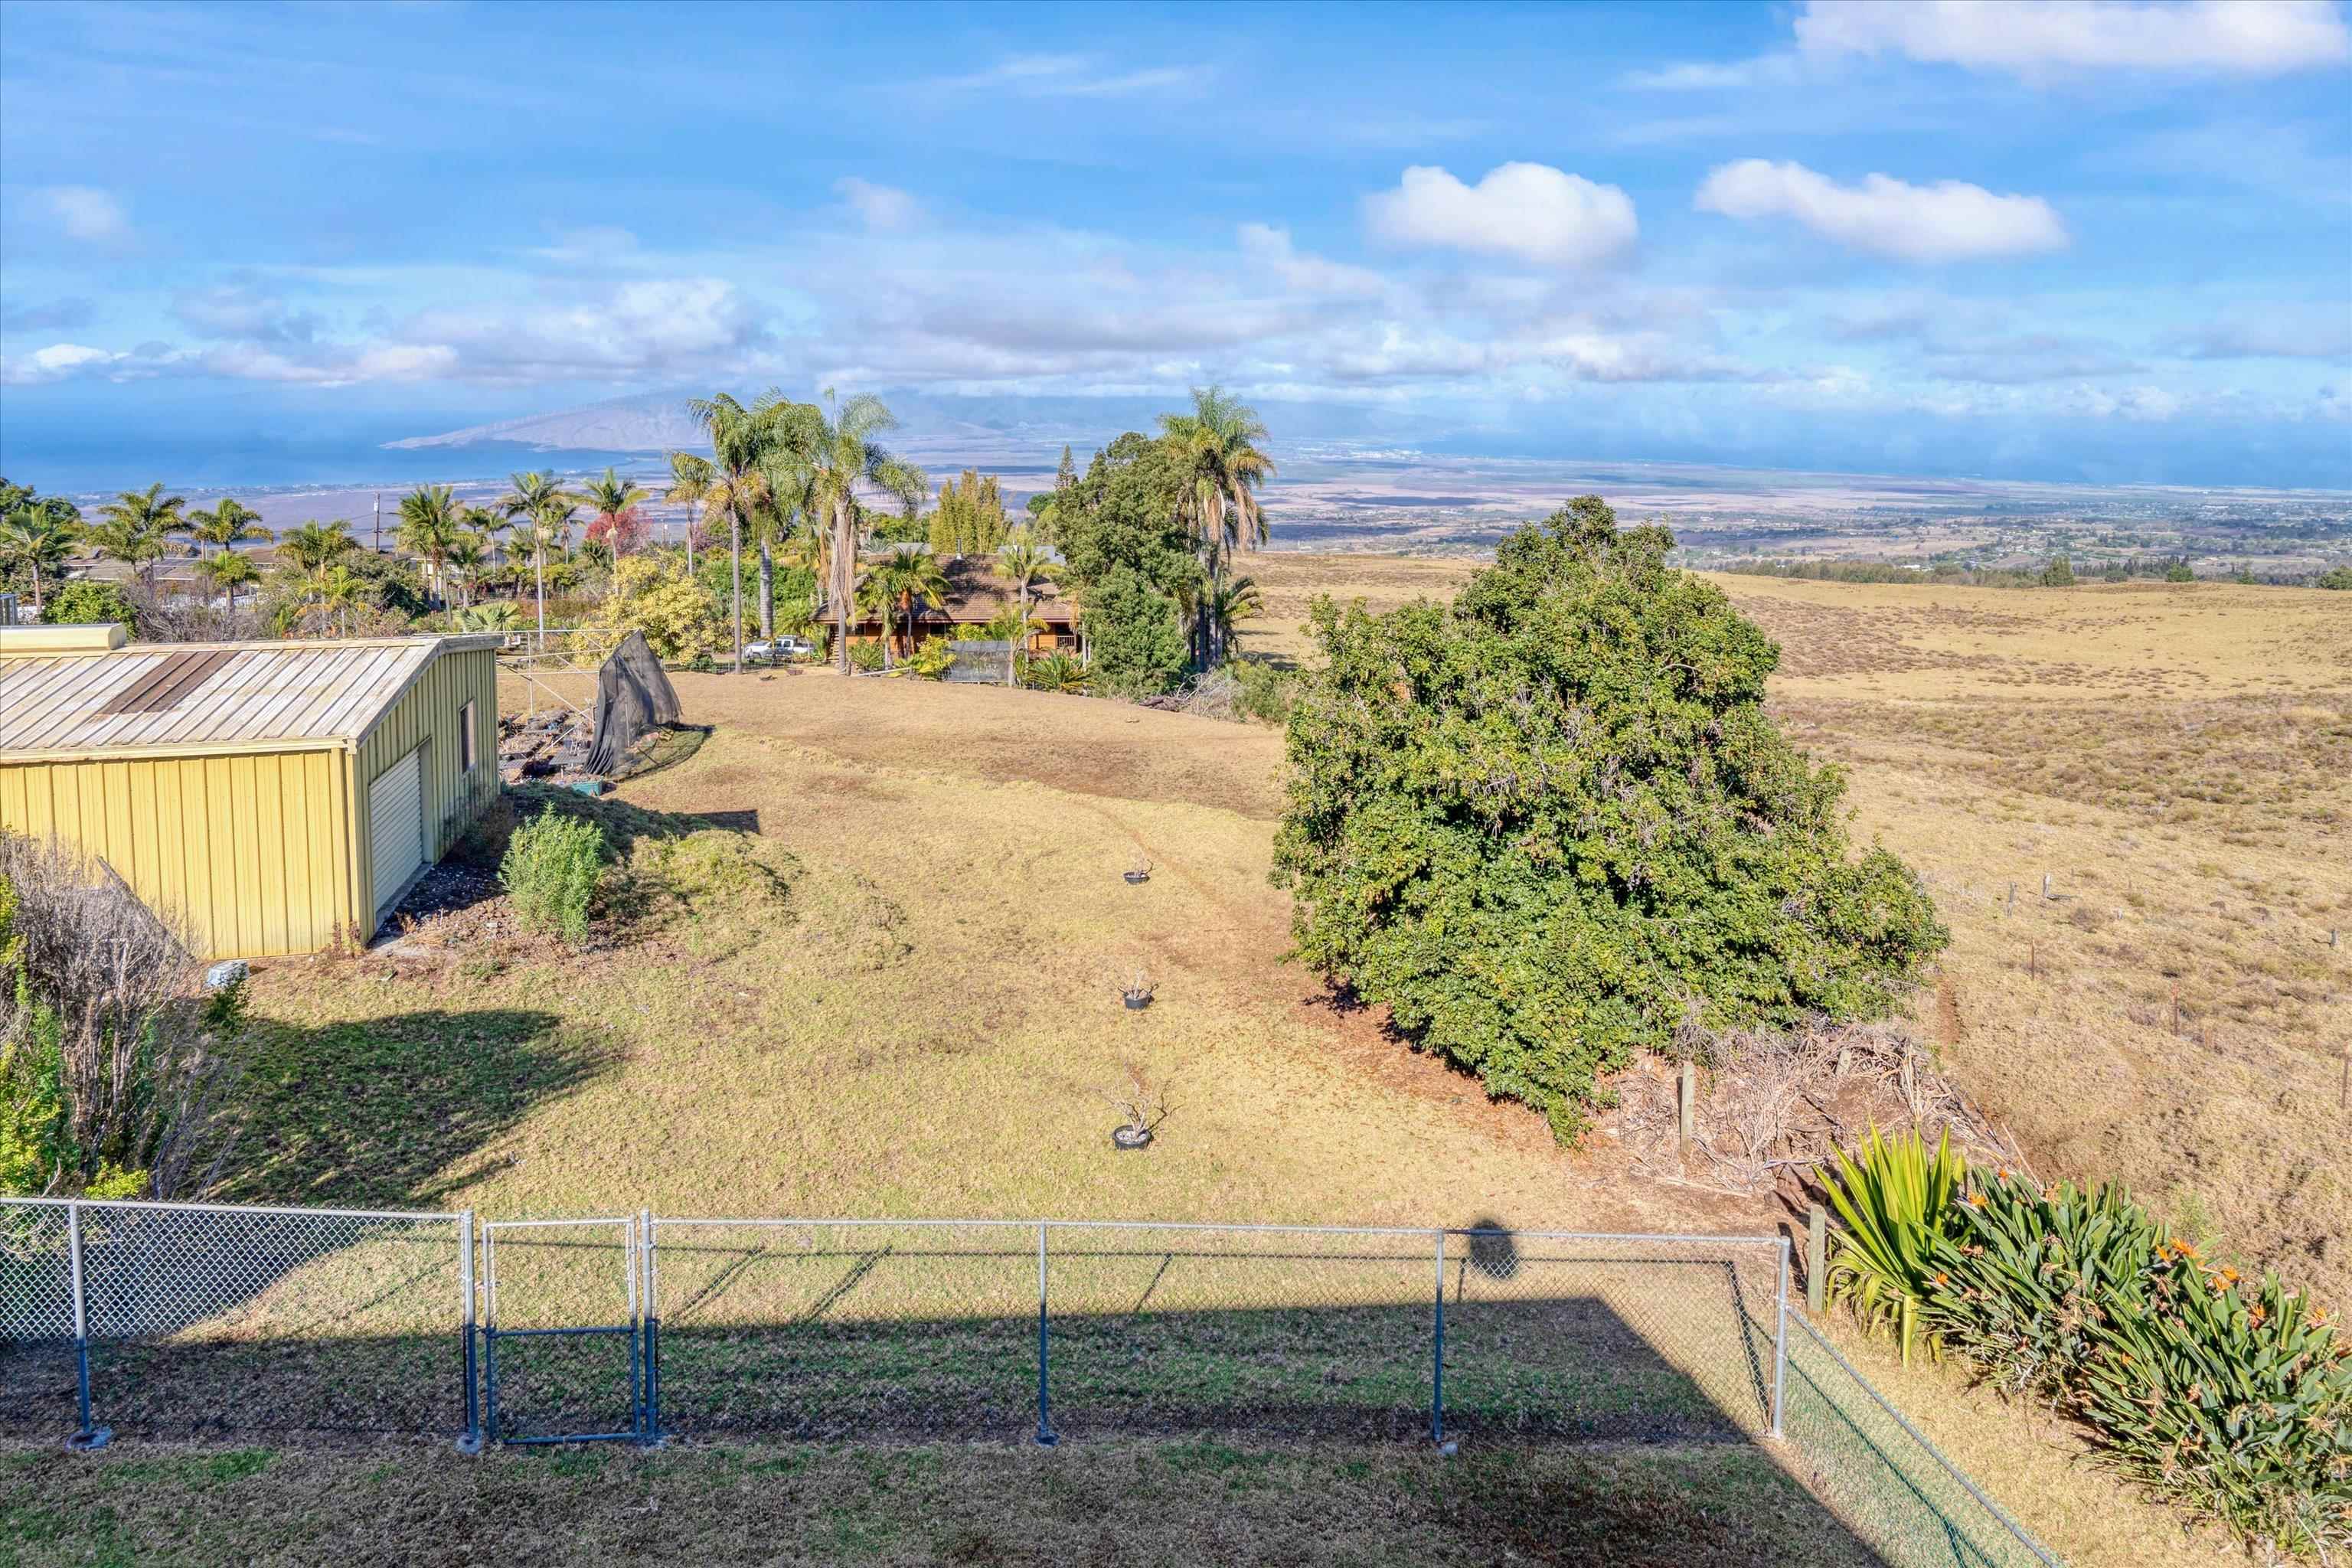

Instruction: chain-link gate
[482,1217,645,1445]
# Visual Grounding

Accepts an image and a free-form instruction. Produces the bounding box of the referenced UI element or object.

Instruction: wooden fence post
[1807,1204,1827,1316]
[1677,1060,1696,1163]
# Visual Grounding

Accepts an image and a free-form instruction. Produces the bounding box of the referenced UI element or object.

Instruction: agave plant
[1818,1125,1963,1365]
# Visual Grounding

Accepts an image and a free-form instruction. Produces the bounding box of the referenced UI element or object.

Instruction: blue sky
[2,0,2349,487]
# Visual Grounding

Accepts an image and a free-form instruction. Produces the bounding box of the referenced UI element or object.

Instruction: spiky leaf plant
[1818,1126,1962,1366]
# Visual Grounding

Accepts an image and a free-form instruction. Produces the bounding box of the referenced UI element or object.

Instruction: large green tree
[1271,497,1948,1142]
[1052,431,1194,695]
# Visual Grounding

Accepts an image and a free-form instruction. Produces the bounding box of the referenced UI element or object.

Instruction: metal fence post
[639,1209,661,1446]
[457,1210,482,1453]
[1034,1220,1057,1447]
[65,1200,109,1451]
[482,1226,501,1446]
[1430,1228,1448,1450]
[1770,1235,1790,1439]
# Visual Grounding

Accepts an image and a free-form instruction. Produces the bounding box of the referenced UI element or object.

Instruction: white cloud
[1795,0,2350,76]
[1694,160,2067,261]
[1236,224,1390,299]
[1,343,134,385]
[37,186,130,244]
[835,178,920,232]
[928,54,1209,98]
[1364,163,1638,267]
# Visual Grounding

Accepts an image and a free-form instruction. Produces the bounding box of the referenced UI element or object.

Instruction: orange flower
[1933,1271,1950,1285]
[1967,1193,1988,1208]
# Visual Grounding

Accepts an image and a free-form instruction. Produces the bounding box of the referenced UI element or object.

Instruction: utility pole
[373,492,382,553]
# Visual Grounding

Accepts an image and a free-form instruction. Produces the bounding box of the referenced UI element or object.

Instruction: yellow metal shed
[0,628,503,958]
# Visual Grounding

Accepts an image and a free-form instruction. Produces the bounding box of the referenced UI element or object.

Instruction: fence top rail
[645,1215,1783,1246]
[0,1195,458,1224]
[1786,1313,2063,1568]
[482,1217,634,1233]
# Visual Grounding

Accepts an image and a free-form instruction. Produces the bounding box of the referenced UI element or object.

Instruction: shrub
[2165,563,2197,583]
[498,810,605,944]
[2078,1244,2352,1556]
[1821,1126,1964,1365]
[583,554,723,664]
[38,580,137,630]
[1925,1170,2161,1397]
[904,640,955,681]
[848,639,885,673]
[0,834,240,1198]
[1227,658,1298,726]
[1272,497,1947,1141]
[2318,565,2352,591]
[2039,554,2076,587]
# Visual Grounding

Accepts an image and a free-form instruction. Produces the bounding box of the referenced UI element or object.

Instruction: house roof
[0,633,501,760]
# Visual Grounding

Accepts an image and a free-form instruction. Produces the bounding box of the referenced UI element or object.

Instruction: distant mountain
[384,389,1423,457]
[382,392,704,452]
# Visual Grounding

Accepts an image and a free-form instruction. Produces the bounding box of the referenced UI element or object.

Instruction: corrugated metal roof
[0,635,502,757]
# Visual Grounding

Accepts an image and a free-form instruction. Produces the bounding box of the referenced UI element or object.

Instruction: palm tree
[498,472,567,649]
[523,494,577,650]
[186,496,271,558]
[443,531,488,610]
[802,391,926,674]
[669,394,787,675]
[309,564,368,636]
[1158,386,1275,667]
[578,467,648,559]
[664,451,707,575]
[396,484,463,618]
[279,518,357,573]
[1201,572,1264,660]
[194,550,259,612]
[87,483,188,589]
[996,525,1060,686]
[0,511,78,612]
[858,545,949,668]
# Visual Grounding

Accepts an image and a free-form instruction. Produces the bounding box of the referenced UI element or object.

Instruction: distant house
[0,624,501,957]
[829,557,1079,657]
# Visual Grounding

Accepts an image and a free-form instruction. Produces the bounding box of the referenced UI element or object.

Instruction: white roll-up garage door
[368,746,426,915]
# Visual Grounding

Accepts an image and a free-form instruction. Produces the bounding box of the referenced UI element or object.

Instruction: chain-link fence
[2,1197,473,1449]
[4,1197,2061,1567]
[1772,1311,2061,1568]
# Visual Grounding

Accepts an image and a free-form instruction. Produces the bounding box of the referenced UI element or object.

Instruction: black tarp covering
[584,631,681,775]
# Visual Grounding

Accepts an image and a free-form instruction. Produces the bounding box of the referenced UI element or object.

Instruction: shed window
[459,701,477,772]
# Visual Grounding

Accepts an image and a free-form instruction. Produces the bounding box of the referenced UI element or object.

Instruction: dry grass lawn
[167,556,2345,1567]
